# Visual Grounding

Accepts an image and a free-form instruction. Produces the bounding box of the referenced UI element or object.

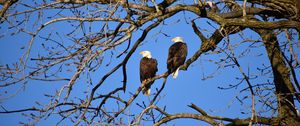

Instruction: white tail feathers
[172,68,180,79]
[143,89,151,96]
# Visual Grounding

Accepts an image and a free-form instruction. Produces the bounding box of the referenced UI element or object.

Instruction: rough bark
[0,0,18,19]
[257,29,300,126]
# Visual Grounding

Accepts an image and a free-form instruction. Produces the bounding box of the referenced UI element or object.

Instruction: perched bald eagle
[167,37,188,79]
[139,51,158,96]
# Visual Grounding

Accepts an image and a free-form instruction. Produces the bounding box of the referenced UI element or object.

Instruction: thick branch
[255,29,300,126]
[188,103,278,125]
[153,113,222,126]
[0,0,18,20]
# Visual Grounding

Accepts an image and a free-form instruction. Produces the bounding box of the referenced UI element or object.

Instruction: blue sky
[1,0,299,126]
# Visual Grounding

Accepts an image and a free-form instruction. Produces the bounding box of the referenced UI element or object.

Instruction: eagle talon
[145,78,151,84]
[142,78,151,85]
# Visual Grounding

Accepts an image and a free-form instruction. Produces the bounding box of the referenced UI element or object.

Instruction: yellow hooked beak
[139,51,143,55]
[171,38,175,42]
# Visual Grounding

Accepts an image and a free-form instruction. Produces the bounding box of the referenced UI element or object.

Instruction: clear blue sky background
[0,0,299,125]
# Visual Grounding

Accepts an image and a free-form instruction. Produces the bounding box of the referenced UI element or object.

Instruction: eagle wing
[167,44,177,73]
[167,43,187,73]
[140,57,158,95]
[140,57,157,82]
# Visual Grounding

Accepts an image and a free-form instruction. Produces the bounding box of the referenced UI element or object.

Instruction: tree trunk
[258,30,300,126]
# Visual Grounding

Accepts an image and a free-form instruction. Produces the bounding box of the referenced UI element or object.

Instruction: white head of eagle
[139,50,152,58]
[172,36,185,43]
[139,50,157,96]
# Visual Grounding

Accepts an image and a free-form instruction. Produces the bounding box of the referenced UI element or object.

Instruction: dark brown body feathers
[140,57,158,95]
[167,42,187,74]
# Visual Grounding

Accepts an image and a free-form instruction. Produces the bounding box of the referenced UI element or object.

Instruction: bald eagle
[139,51,158,96]
[167,37,188,79]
